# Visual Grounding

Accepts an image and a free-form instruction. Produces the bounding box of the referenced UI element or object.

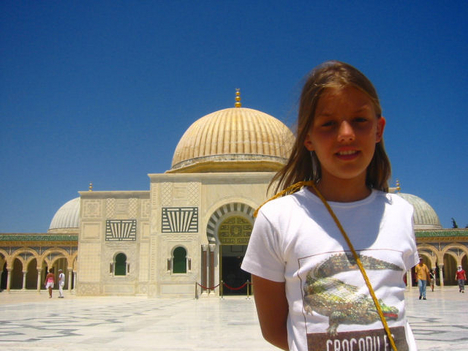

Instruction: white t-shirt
[242,188,419,351]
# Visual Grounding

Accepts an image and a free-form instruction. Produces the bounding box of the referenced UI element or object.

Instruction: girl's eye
[354,117,368,123]
[321,120,335,127]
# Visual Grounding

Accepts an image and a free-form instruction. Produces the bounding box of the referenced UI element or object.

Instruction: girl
[44,268,55,298]
[242,61,418,351]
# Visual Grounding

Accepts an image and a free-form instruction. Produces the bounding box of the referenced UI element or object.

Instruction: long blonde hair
[271,61,391,193]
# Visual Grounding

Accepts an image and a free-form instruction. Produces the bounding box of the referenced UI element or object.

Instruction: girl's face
[304,86,385,188]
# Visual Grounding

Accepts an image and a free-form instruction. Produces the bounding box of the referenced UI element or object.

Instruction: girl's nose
[338,121,355,142]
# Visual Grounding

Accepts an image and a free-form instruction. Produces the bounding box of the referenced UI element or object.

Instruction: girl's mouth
[336,150,360,159]
[337,150,357,156]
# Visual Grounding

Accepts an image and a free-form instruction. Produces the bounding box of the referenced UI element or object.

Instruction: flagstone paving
[0,286,466,350]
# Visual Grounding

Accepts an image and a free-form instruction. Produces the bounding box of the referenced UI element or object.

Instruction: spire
[235,88,241,108]
[396,179,401,193]
[89,182,93,191]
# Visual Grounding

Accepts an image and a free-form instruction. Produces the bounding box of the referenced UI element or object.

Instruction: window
[173,247,187,274]
[114,253,128,276]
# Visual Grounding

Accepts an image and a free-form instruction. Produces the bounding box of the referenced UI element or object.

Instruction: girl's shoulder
[257,188,314,219]
[378,191,414,210]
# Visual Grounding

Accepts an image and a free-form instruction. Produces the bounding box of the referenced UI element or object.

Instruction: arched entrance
[219,216,252,295]
[206,202,254,296]
[444,254,457,286]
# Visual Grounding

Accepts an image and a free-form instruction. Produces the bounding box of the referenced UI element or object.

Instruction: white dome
[49,197,80,231]
[397,193,442,230]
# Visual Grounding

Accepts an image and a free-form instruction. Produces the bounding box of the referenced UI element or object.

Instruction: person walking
[455,266,466,293]
[430,269,436,292]
[58,269,65,298]
[44,268,55,298]
[415,258,430,300]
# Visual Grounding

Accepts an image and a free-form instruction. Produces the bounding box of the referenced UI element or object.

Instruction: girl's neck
[311,178,371,203]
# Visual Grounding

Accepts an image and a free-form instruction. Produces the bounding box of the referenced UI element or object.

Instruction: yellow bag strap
[255,181,398,351]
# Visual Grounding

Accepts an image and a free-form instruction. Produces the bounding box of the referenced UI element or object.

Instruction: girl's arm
[252,275,289,351]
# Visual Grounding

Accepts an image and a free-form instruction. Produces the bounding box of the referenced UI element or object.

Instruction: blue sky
[1,1,467,232]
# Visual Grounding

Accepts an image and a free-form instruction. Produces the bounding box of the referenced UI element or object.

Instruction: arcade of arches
[2,229,467,293]
[0,233,77,292]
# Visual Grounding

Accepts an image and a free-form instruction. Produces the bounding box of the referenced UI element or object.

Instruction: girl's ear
[304,132,314,151]
[376,116,386,143]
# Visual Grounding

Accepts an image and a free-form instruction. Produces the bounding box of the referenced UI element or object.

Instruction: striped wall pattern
[206,202,255,243]
[105,220,137,241]
[161,207,198,233]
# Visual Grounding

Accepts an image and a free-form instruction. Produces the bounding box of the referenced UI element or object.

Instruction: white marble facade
[77,172,274,297]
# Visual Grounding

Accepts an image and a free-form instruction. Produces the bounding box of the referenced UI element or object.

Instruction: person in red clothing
[455,266,466,293]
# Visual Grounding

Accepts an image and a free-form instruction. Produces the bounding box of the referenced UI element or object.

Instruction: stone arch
[417,244,440,268]
[40,248,73,269]
[70,252,78,271]
[206,202,255,244]
[0,249,8,261]
[10,258,24,289]
[10,248,40,270]
[441,243,468,262]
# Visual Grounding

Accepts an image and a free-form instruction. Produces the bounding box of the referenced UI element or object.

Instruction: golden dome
[169,106,294,173]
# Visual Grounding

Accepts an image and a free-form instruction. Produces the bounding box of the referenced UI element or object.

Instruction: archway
[1,261,7,290]
[443,254,457,285]
[26,259,38,289]
[218,216,252,295]
[205,202,255,296]
[11,258,23,289]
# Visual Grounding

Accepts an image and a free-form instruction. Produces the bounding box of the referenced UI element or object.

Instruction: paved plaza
[0,286,466,350]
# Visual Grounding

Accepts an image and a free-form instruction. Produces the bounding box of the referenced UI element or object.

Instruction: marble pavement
[0,286,466,350]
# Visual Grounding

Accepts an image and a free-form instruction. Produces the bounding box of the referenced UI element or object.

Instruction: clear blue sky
[1,1,467,232]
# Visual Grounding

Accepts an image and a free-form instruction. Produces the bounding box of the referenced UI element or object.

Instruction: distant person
[44,269,55,298]
[429,269,436,292]
[415,258,430,300]
[58,269,65,298]
[455,265,466,293]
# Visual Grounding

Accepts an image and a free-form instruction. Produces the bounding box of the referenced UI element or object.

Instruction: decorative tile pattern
[106,198,116,217]
[161,207,198,233]
[129,198,138,218]
[105,220,137,241]
[83,200,101,218]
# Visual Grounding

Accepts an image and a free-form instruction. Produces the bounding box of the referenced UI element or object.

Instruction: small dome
[397,193,442,230]
[48,197,80,232]
[170,107,294,173]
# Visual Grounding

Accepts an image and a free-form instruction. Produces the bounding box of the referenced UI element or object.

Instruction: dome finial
[396,179,401,193]
[235,88,241,108]
[89,182,93,191]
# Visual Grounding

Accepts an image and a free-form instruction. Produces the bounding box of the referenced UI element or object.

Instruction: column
[68,269,73,291]
[406,270,413,289]
[438,264,444,287]
[6,268,12,292]
[73,272,77,291]
[209,244,215,294]
[22,271,27,290]
[37,268,42,292]
[201,245,207,293]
